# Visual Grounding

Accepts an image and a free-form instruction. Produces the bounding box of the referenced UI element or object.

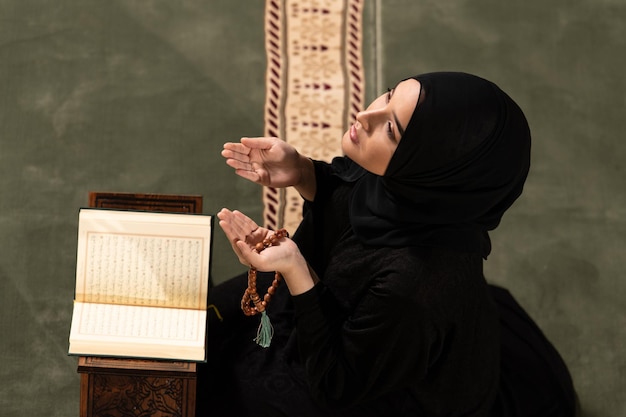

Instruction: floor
[0,0,624,416]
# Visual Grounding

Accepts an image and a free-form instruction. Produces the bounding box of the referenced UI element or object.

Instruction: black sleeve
[291,271,440,409]
[293,159,347,272]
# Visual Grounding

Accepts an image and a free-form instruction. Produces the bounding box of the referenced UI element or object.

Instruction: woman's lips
[350,124,359,144]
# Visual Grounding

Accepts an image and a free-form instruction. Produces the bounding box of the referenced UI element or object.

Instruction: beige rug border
[262,0,365,233]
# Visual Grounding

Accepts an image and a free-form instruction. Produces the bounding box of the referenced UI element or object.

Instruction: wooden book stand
[77,192,204,417]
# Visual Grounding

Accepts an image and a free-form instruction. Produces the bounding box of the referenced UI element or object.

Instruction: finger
[219,221,250,266]
[240,137,277,150]
[217,209,243,239]
[218,220,239,247]
[223,142,251,156]
[217,214,239,244]
[218,209,262,267]
[235,240,260,266]
[221,210,259,246]
[230,210,260,239]
[234,169,261,183]
[224,157,251,171]
[222,147,250,162]
[216,207,234,222]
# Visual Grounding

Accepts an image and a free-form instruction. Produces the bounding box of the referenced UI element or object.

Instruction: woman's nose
[356,108,381,132]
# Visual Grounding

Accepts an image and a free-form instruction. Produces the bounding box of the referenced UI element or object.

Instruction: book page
[69,301,207,361]
[71,301,205,341]
[81,233,203,308]
[75,209,212,310]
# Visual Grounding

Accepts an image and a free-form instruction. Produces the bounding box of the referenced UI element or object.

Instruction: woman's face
[341,78,421,175]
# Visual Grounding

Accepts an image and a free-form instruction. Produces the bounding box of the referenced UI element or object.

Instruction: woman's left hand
[217,208,315,295]
[217,208,266,266]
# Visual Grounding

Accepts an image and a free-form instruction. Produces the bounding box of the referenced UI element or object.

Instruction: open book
[68,208,213,361]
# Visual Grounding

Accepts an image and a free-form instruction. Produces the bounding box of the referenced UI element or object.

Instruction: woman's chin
[340,133,354,158]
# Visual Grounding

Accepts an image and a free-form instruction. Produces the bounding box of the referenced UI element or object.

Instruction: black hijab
[332,72,531,258]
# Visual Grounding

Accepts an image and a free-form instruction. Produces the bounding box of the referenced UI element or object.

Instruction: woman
[198,72,578,416]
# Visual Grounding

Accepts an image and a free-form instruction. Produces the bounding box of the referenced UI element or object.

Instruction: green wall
[1,1,624,415]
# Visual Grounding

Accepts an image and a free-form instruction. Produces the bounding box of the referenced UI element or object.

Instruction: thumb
[236,240,259,266]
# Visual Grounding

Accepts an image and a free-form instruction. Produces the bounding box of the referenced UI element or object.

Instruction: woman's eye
[387,121,394,139]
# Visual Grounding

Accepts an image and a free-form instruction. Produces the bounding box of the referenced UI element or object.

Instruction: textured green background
[1,1,624,416]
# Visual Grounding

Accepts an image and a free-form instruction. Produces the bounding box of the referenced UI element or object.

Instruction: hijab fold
[332,72,531,258]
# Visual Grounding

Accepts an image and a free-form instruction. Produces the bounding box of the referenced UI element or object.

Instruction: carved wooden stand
[78,357,197,417]
[77,192,204,417]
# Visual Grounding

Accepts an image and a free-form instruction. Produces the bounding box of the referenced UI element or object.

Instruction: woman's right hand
[222,137,302,188]
[222,137,317,201]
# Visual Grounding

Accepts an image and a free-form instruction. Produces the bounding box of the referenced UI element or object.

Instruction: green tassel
[254,310,274,348]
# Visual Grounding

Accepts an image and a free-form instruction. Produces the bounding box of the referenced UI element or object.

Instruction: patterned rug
[262,0,365,233]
